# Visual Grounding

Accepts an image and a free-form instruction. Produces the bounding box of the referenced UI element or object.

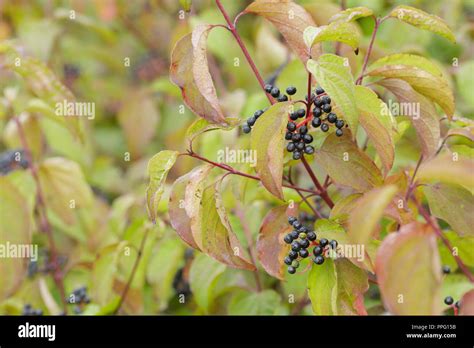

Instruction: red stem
[301,156,334,208]
[215,0,274,104]
[13,117,68,313]
[356,16,380,85]
[185,151,320,195]
[413,197,474,283]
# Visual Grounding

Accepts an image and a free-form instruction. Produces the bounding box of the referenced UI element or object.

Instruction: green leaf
[456,61,474,109]
[307,54,358,135]
[179,0,192,12]
[334,258,369,315]
[307,258,337,315]
[251,102,290,200]
[146,237,185,311]
[169,165,212,250]
[0,176,33,300]
[368,53,445,79]
[417,154,474,194]
[355,86,396,174]
[424,183,474,237]
[368,64,455,119]
[170,25,226,124]
[375,222,443,315]
[146,150,179,223]
[117,89,160,157]
[0,43,83,140]
[196,179,255,270]
[388,5,456,43]
[185,117,240,147]
[257,204,298,279]
[228,290,285,315]
[329,7,374,23]
[244,0,319,63]
[315,132,383,192]
[438,231,474,270]
[189,253,226,313]
[304,22,360,50]
[377,78,440,158]
[38,157,93,225]
[348,185,398,246]
[91,242,128,306]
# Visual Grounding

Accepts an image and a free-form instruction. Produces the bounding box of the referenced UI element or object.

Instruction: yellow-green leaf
[375,222,443,315]
[146,150,179,223]
[244,0,318,63]
[388,5,456,43]
[355,85,396,174]
[185,117,240,147]
[315,132,383,192]
[170,24,226,124]
[417,154,474,194]
[307,54,358,135]
[0,176,33,300]
[251,102,290,200]
[38,157,93,225]
[329,6,373,23]
[304,22,359,50]
[424,183,474,236]
[348,185,398,246]
[368,53,445,79]
[377,78,440,158]
[307,258,337,315]
[368,65,454,118]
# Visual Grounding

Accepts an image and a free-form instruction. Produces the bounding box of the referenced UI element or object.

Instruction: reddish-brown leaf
[244,0,319,63]
[459,289,474,315]
[170,24,226,124]
[375,222,443,314]
[257,204,298,279]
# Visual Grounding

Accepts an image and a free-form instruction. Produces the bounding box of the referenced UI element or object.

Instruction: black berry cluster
[242,84,297,134]
[67,286,91,314]
[283,216,339,274]
[310,87,345,137]
[286,109,315,160]
[22,304,43,316]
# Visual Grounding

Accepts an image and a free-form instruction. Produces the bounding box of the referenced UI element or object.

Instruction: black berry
[284,234,293,244]
[312,117,321,128]
[264,84,273,93]
[327,113,337,123]
[442,265,451,274]
[335,119,345,128]
[289,250,298,259]
[315,87,324,95]
[243,125,251,133]
[278,94,288,102]
[247,116,256,126]
[286,86,297,95]
[284,256,292,265]
[321,123,329,132]
[303,134,313,143]
[287,142,296,152]
[307,231,316,241]
[444,296,454,305]
[314,98,323,107]
[292,133,301,142]
[290,112,298,120]
[287,122,296,131]
[288,266,296,274]
[291,241,301,251]
[296,109,306,118]
[299,125,308,134]
[254,109,264,118]
[290,230,299,239]
[270,87,280,98]
[293,151,302,160]
[292,221,302,229]
[319,238,328,247]
[299,249,309,258]
[329,240,338,249]
[313,245,323,256]
[314,255,325,265]
[321,96,331,104]
[288,216,297,225]
[285,131,293,140]
[304,146,314,154]
[313,107,322,117]
[335,129,343,137]
[322,104,332,113]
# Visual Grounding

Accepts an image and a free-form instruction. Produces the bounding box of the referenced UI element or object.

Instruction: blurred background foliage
[0,0,472,315]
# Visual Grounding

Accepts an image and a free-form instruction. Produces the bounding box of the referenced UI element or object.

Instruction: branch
[215,0,274,104]
[356,16,380,85]
[301,156,334,208]
[185,150,320,195]
[412,197,474,283]
[13,116,68,313]
[114,227,150,314]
